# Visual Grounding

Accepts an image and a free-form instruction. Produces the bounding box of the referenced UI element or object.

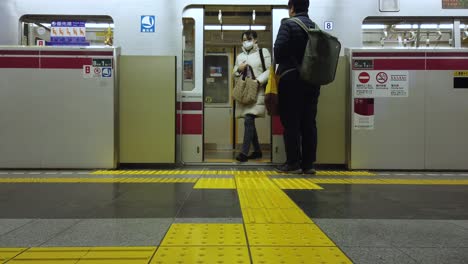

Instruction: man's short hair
[288,0,309,13]
[241,30,258,40]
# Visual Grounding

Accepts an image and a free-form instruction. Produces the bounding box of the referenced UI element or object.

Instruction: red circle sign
[358,72,370,84]
[376,72,388,84]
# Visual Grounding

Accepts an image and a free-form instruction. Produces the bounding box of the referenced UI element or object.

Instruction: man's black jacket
[274,12,315,77]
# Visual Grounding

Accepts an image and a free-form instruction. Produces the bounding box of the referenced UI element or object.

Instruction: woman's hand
[238,63,247,72]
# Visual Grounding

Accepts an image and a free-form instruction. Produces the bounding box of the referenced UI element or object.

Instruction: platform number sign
[141,15,155,33]
[324,21,334,31]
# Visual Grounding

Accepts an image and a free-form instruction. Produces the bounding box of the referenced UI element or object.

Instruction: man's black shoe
[247,151,262,159]
[275,163,302,174]
[235,153,248,162]
[302,168,317,175]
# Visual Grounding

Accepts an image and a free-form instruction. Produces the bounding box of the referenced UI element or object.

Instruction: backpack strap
[290,17,319,33]
[259,48,266,72]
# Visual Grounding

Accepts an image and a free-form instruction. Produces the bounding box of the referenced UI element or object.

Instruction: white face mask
[243,41,254,50]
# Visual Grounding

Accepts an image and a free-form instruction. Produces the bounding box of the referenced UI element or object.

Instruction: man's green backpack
[290,17,341,86]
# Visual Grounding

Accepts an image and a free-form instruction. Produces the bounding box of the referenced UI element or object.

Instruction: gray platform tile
[313,219,394,247]
[174,218,243,223]
[371,220,468,248]
[0,219,34,236]
[448,220,468,230]
[400,247,468,264]
[341,247,418,264]
[0,219,80,247]
[316,219,468,248]
[42,218,173,247]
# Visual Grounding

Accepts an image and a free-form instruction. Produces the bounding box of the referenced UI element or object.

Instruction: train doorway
[180,5,289,165]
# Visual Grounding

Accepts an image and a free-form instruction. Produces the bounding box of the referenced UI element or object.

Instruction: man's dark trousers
[278,71,320,170]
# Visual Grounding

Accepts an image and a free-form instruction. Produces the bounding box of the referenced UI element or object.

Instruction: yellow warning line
[0,178,197,184]
[309,178,468,185]
[273,178,323,190]
[2,247,157,263]
[193,178,236,189]
[232,174,351,262]
[1,177,468,186]
[91,170,376,176]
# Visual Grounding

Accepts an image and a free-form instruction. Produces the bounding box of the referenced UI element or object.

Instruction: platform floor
[0,168,468,263]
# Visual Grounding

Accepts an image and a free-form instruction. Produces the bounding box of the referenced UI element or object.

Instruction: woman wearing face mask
[233,30,271,162]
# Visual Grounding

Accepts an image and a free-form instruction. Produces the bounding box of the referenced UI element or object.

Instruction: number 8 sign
[324,21,334,31]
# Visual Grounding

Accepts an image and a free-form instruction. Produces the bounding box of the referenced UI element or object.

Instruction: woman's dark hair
[241,30,258,40]
[288,0,309,13]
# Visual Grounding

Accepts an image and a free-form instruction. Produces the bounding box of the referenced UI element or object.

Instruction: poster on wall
[354,98,375,130]
[210,66,222,77]
[184,60,193,81]
[442,0,468,9]
[353,71,409,98]
[49,21,89,46]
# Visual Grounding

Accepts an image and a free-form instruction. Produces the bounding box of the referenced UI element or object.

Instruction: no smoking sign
[376,72,388,84]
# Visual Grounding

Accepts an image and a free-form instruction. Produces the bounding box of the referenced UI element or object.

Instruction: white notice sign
[353,71,409,98]
[83,65,104,79]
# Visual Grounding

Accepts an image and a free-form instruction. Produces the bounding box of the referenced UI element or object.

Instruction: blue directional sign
[141,15,156,33]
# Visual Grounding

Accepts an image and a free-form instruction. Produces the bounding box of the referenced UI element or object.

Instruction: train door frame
[180,5,289,165]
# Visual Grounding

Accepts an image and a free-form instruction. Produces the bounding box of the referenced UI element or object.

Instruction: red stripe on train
[373,59,426,70]
[176,102,203,111]
[176,114,202,135]
[41,58,93,69]
[353,52,425,58]
[426,59,468,70]
[272,116,284,135]
[0,57,39,68]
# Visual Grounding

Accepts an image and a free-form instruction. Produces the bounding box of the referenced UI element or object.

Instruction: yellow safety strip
[273,178,324,190]
[160,224,247,247]
[150,247,250,264]
[309,178,468,185]
[193,178,236,189]
[0,178,197,184]
[250,247,352,264]
[5,247,157,264]
[91,170,376,176]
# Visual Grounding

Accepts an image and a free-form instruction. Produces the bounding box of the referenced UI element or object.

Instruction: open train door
[271,7,289,164]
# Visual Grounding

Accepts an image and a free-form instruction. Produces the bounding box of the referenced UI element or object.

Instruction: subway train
[0,0,467,169]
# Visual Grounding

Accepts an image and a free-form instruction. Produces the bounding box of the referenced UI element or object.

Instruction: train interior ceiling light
[204,25,266,31]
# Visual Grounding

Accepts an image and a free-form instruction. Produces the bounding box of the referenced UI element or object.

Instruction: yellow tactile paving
[0,248,26,262]
[273,178,324,190]
[237,189,297,209]
[160,224,247,246]
[250,247,353,264]
[0,178,197,184]
[268,170,376,176]
[318,170,375,176]
[235,177,278,189]
[242,208,313,224]
[245,224,336,247]
[307,178,468,185]
[81,247,157,260]
[90,169,376,176]
[193,178,235,189]
[6,247,157,264]
[150,247,250,264]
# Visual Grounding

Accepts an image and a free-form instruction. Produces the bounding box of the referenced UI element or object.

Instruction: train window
[183,18,196,91]
[362,17,465,48]
[19,15,113,46]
